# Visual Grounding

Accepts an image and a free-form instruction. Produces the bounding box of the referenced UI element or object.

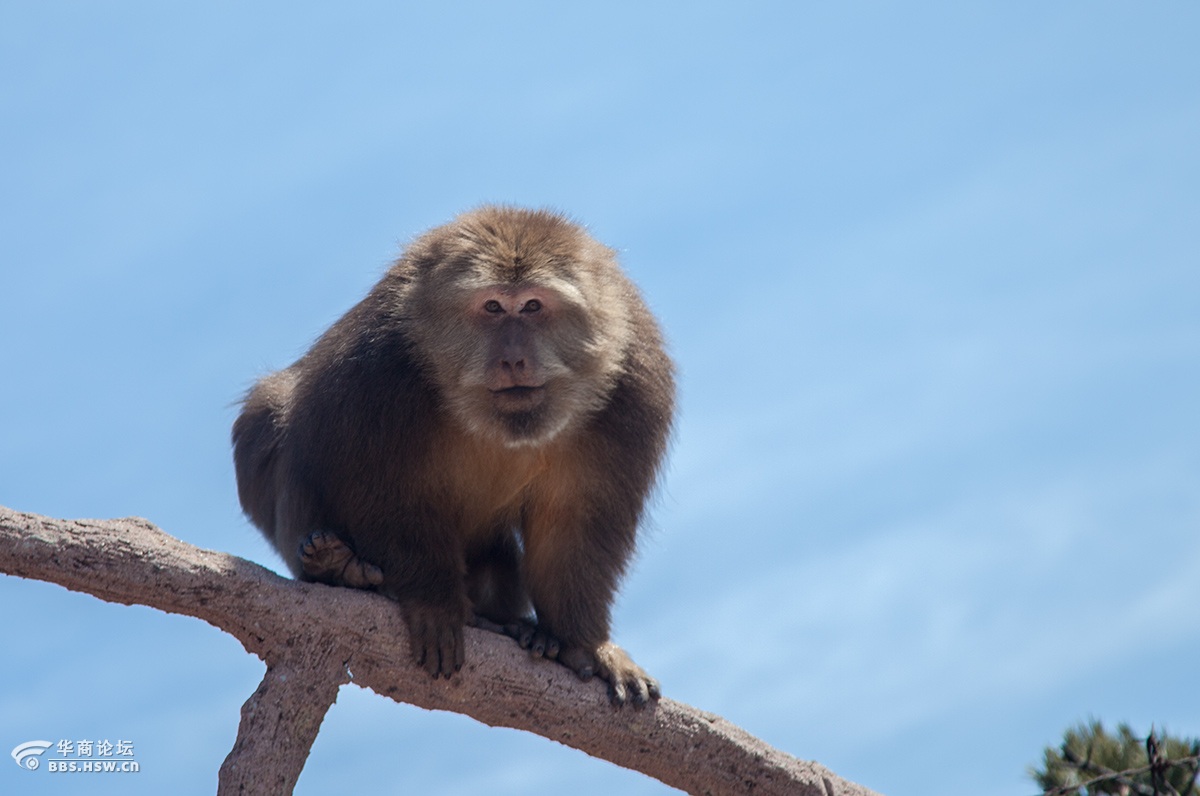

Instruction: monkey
[232,206,674,706]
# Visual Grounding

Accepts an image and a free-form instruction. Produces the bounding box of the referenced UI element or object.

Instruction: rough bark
[0,505,881,796]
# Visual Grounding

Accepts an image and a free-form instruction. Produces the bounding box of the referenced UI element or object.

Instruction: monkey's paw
[400,601,465,679]
[558,641,660,708]
[500,618,564,660]
[298,530,384,589]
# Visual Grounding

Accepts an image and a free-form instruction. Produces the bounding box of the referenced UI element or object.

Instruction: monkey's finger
[646,677,661,700]
[424,636,442,678]
[412,629,431,672]
[629,676,650,709]
[360,561,384,587]
[421,645,435,675]
[401,609,424,667]
[517,623,535,649]
[436,625,452,679]
[527,629,560,659]
[608,678,628,706]
[419,623,443,679]
[451,624,465,674]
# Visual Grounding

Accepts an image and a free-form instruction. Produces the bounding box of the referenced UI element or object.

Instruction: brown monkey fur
[232,206,674,706]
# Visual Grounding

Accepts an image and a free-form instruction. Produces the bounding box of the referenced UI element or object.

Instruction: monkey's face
[402,209,635,449]
[429,277,620,448]
[465,283,566,441]
[473,287,555,410]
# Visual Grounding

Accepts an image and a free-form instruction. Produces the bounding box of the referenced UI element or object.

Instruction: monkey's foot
[486,619,658,707]
[401,600,466,679]
[298,530,384,589]
[501,618,563,660]
[558,641,660,709]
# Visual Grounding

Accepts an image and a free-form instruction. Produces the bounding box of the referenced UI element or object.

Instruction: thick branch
[0,505,879,796]
[219,652,347,793]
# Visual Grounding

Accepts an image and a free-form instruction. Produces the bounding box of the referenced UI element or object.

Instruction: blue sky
[2,3,1198,794]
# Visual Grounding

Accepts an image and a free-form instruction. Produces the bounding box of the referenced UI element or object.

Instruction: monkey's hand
[400,601,466,679]
[558,641,660,708]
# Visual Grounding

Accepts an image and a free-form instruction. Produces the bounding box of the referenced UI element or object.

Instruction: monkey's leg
[464,530,557,652]
[351,511,472,680]
[298,530,384,589]
[465,529,532,624]
[522,518,660,708]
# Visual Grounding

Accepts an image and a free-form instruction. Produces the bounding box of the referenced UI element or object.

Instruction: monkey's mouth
[489,385,547,413]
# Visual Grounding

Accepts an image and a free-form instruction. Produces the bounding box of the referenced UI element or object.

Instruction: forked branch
[0,506,879,796]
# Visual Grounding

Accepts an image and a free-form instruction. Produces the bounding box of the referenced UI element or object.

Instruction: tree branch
[0,505,879,796]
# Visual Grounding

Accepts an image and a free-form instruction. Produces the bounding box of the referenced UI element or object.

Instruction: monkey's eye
[521,299,542,313]
[483,300,504,314]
